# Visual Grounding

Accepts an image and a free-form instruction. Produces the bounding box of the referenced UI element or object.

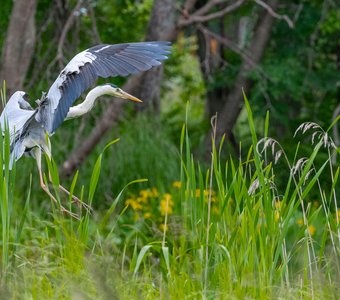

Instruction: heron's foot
[41,183,80,220]
[71,195,93,213]
[60,206,80,220]
[59,185,93,213]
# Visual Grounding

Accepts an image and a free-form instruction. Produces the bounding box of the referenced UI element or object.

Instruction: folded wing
[0,91,36,168]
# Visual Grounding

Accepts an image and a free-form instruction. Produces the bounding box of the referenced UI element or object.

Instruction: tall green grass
[0,90,339,299]
[0,85,32,282]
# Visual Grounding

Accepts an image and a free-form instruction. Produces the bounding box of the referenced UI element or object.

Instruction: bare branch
[178,0,246,27]
[193,0,229,17]
[184,0,198,12]
[197,24,257,69]
[254,0,294,28]
[204,1,277,151]
[57,0,83,68]
[87,2,102,44]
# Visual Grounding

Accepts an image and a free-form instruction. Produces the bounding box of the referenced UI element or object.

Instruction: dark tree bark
[194,0,245,155]
[0,0,37,101]
[61,0,177,176]
[206,2,277,151]
[135,0,176,113]
[197,23,229,119]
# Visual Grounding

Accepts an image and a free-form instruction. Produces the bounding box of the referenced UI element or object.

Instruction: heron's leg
[34,147,79,220]
[42,140,91,212]
[58,185,93,212]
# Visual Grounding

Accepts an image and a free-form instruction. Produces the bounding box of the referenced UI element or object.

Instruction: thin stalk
[327,147,340,245]
[204,115,217,297]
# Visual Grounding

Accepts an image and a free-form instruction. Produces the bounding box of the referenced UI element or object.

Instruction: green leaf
[133,245,153,276]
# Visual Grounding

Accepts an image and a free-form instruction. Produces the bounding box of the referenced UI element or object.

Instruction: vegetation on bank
[0,92,339,299]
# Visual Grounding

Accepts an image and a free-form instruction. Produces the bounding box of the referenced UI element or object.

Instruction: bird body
[1,41,170,167]
[0,41,170,217]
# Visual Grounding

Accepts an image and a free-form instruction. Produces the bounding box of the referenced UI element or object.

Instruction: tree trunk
[60,0,177,176]
[196,24,229,119]
[135,0,176,113]
[206,2,277,152]
[0,0,37,101]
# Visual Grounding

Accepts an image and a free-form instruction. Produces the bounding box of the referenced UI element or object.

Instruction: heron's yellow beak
[115,90,142,103]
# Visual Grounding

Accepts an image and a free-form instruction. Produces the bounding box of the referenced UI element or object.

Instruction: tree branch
[254,0,294,28]
[193,0,229,17]
[57,0,84,68]
[87,2,102,44]
[178,0,246,27]
[184,0,198,12]
[205,1,278,151]
[197,24,257,70]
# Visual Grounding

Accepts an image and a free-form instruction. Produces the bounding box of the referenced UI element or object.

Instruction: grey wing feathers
[0,92,35,139]
[0,91,36,169]
[37,41,171,133]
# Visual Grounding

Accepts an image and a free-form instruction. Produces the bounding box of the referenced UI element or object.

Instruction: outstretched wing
[36,41,171,133]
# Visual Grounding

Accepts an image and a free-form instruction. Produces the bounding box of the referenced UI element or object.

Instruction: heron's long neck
[65,86,106,120]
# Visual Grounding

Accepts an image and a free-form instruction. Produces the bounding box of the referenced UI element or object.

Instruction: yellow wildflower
[274,211,280,222]
[125,198,134,206]
[163,193,173,202]
[139,190,150,203]
[125,199,142,210]
[143,212,152,219]
[136,197,142,203]
[160,194,174,216]
[203,189,215,197]
[159,224,168,232]
[308,225,316,236]
[151,187,159,197]
[297,218,303,226]
[196,189,201,197]
[204,196,217,204]
[172,181,182,189]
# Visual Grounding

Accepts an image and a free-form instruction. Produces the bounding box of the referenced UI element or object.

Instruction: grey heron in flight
[0,41,171,218]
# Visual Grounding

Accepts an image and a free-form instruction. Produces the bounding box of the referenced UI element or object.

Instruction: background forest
[0,0,339,299]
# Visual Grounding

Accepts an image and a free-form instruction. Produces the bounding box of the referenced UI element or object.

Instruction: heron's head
[102,83,142,103]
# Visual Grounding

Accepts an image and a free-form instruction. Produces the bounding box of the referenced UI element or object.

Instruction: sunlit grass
[0,90,339,298]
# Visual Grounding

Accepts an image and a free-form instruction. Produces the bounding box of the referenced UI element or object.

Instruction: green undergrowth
[0,91,339,299]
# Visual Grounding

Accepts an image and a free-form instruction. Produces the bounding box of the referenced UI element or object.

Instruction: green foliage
[1,1,339,296]
[0,98,339,298]
[72,114,180,203]
[94,0,152,43]
[251,1,339,132]
[162,35,208,147]
[0,0,12,43]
